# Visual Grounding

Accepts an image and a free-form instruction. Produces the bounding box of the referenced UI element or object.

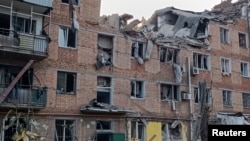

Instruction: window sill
[130,97,145,100]
[57,93,76,95]
[223,105,233,108]
[59,46,77,49]
[161,99,180,102]
[221,72,231,76]
[242,75,250,78]
[243,107,250,109]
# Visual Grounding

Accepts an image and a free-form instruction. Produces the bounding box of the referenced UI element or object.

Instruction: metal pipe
[188,57,193,141]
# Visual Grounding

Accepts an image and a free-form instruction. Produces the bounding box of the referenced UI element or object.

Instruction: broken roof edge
[80,106,134,114]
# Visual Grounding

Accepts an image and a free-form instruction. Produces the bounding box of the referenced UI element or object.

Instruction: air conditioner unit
[192,67,199,75]
[182,93,191,100]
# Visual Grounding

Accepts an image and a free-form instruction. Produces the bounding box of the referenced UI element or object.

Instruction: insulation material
[146,122,162,141]
[180,122,187,141]
[173,64,182,83]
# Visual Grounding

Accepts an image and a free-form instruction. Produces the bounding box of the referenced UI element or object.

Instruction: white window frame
[58,26,77,48]
[131,41,146,59]
[97,76,113,104]
[160,83,180,101]
[241,61,249,77]
[220,57,231,74]
[193,52,210,70]
[220,27,229,44]
[131,121,145,141]
[243,93,250,108]
[159,47,179,64]
[239,32,247,48]
[56,71,77,94]
[194,87,212,104]
[54,119,76,141]
[131,80,145,99]
[223,90,232,106]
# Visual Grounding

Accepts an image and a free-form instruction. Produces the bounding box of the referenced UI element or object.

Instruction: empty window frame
[161,84,180,101]
[97,76,112,104]
[61,0,79,5]
[3,118,29,141]
[220,27,229,44]
[221,57,231,74]
[239,33,247,48]
[57,71,76,94]
[58,26,77,48]
[131,80,145,99]
[96,121,112,141]
[243,93,250,108]
[222,90,232,106]
[131,41,145,59]
[193,52,209,70]
[55,119,75,141]
[162,123,181,141]
[241,62,249,77]
[97,35,113,66]
[131,121,145,141]
[160,47,179,64]
[194,87,212,104]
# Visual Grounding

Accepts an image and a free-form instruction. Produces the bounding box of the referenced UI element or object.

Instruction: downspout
[187,57,193,141]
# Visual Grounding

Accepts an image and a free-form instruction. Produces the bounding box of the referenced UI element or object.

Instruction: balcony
[0,28,49,61]
[0,84,47,109]
[23,0,53,8]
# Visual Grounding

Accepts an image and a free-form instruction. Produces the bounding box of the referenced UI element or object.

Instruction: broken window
[160,47,179,64]
[221,57,231,74]
[96,35,113,69]
[195,19,209,38]
[58,26,77,48]
[12,16,36,34]
[131,121,145,141]
[194,87,212,104]
[161,84,180,101]
[243,93,250,108]
[131,80,144,99]
[131,41,145,59]
[220,27,229,44]
[241,62,249,77]
[3,118,29,141]
[193,52,209,70]
[97,76,112,104]
[162,123,181,141]
[55,119,75,141]
[223,90,232,106]
[239,33,247,48]
[96,121,112,141]
[157,13,178,28]
[61,0,79,5]
[57,71,76,94]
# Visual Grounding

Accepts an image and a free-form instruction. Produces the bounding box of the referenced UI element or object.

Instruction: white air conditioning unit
[192,67,199,75]
[182,93,191,100]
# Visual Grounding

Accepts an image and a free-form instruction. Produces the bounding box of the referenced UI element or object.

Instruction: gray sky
[101,0,238,20]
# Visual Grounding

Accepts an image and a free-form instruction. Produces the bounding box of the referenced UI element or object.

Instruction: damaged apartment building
[0,0,250,141]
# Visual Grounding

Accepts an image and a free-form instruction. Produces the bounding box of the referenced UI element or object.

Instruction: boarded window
[220,28,229,44]
[223,90,232,106]
[221,57,231,74]
[55,119,75,141]
[161,84,180,101]
[193,52,209,70]
[58,26,77,48]
[160,47,179,64]
[57,71,76,94]
[131,80,144,98]
[97,76,112,104]
[239,33,247,48]
[243,93,250,108]
[241,62,249,77]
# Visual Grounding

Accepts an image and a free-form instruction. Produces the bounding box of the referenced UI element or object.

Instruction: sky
[100,0,238,20]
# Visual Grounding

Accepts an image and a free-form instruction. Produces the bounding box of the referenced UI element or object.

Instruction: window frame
[131,121,146,141]
[241,61,249,77]
[159,47,179,64]
[131,41,146,59]
[193,87,212,104]
[220,27,229,44]
[54,119,76,141]
[193,52,210,70]
[220,57,231,74]
[97,34,114,66]
[97,76,113,104]
[61,0,79,6]
[160,83,180,101]
[238,32,247,48]
[222,90,232,106]
[243,93,250,108]
[56,71,77,94]
[58,26,77,48]
[130,80,145,99]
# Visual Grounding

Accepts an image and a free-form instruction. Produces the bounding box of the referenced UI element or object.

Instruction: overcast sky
[100,0,238,20]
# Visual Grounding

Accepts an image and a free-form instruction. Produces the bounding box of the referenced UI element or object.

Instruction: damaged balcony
[0,85,47,109]
[0,0,51,61]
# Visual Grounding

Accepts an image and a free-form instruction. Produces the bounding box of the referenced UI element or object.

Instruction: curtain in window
[59,28,67,47]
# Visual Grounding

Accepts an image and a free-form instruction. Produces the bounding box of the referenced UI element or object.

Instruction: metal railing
[0,28,49,55]
[0,84,47,107]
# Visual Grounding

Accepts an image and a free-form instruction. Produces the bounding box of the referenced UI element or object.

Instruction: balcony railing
[0,84,47,108]
[0,28,49,58]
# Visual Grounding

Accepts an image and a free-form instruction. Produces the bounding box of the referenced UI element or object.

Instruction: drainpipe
[187,57,193,141]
